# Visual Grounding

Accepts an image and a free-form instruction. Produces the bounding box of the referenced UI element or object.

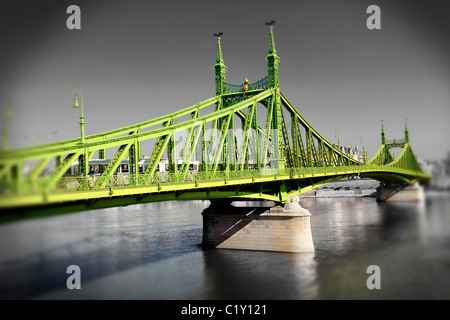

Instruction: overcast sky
[0,0,449,161]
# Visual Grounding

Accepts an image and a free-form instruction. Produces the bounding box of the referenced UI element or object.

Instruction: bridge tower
[374,118,425,202]
[214,34,227,96]
[202,24,314,253]
[266,23,285,171]
[211,25,286,172]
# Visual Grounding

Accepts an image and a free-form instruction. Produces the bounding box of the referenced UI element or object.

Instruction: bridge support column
[376,182,424,202]
[201,196,314,253]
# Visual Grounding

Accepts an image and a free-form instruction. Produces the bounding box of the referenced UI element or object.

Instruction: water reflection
[309,196,450,299]
[301,198,383,254]
[201,249,318,299]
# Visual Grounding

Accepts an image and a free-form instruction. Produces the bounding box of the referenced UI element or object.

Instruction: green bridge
[0,25,431,218]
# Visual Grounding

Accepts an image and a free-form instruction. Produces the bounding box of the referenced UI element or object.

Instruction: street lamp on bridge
[72,85,85,144]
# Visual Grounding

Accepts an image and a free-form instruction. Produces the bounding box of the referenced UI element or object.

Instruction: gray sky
[1,0,449,161]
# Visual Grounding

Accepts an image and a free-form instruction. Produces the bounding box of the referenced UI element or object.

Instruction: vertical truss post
[291,115,299,167]
[56,155,62,167]
[253,103,260,169]
[280,107,293,168]
[99,149,106,160]
[84,149,89,176]
[319,139,324,167]
[329,148,335,166]
[203,121,211,174]
[129,137,139,185]
[224,114,236,173]
[306,127,312,167]
[77,150,89,177]
[78,154,84,176]
[12,161,23,193]
[262,95,274,168]
[205,119,217,175]
[137,130,141,161]
[198,120,206,172]
[167,120,177,174]
[273,91,284,171]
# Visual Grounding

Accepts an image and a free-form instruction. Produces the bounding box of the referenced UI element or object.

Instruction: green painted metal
[214,34,227,96]
[0,25,432,216]
[72,86,85,144]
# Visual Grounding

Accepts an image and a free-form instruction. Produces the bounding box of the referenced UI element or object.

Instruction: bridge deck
[0,164,431,211]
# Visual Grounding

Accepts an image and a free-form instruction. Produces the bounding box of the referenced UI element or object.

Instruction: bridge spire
[268,24,277,55]
[213,33,227,96]
[404,118,409,143]
[381,120,386,145]
[265,21,280,88]
[265,21,285,171]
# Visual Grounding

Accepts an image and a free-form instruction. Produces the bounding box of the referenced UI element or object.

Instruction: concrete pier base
[376,182,424,202]
[201,196,315,253]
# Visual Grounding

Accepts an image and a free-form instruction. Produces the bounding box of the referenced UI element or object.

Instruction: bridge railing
[225,76,269,93]
[0,164,430,197]
[41,164,428,193]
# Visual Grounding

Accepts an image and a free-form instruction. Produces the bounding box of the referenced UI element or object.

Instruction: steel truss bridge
[0,26,431,216]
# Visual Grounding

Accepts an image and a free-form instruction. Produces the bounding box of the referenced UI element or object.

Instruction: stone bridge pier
[201,196,315,253]
[376,181,424,202]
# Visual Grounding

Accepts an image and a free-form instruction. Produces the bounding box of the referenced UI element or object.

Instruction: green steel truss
[0,28,431,215]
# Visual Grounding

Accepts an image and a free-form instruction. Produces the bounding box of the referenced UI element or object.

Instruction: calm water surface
[0,192,449,299]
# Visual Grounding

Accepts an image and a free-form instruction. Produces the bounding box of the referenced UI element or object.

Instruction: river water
[0,192,449,300]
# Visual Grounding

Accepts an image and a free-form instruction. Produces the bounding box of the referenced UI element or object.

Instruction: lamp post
[72,86,85,144]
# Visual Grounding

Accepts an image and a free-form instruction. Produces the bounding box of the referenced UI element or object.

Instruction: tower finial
[381,120,386,145]
[265,20,277,54]
[213,32,227,95]
[214,32,224,63]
